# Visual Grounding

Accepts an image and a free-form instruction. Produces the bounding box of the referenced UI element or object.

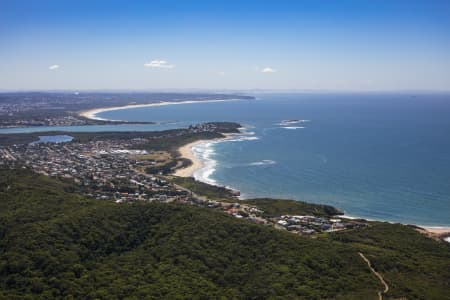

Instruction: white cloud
[217,71,225,76]
[144,60,174,69]
[48,64,60,70]
[261,67,276,73]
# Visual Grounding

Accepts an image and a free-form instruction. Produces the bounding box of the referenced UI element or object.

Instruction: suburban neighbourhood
[0,125,366,236]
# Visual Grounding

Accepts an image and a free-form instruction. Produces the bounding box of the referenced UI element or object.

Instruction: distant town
[0,92,253,128]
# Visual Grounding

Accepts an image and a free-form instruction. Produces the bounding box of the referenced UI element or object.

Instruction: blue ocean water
[96,93,450,226]
[3,93,450,226]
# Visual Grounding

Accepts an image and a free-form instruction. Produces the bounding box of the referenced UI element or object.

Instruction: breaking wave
[248,159,277,166]
[192,129,259,186]
[281,126,305,130]
[276,119,310,126]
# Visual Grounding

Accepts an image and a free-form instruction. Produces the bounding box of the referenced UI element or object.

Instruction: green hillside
[0,169,449,299]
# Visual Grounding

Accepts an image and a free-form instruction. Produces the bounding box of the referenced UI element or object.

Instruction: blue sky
[1,0,450,91]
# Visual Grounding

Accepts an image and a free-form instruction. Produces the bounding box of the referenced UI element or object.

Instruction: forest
[0,169,449,299]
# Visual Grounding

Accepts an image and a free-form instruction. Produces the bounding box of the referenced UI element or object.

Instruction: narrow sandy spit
[79,99,242,121]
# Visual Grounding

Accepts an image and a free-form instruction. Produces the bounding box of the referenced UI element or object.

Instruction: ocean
[3,93,450,226]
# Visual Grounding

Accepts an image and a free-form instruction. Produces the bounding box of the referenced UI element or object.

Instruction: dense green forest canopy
[0,169,449,299]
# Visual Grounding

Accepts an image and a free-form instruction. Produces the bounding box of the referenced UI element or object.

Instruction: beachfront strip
[0,127,367,236]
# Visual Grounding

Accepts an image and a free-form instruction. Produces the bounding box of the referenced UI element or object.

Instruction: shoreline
[80,99,450,238]
[420,226,450,234]
[173,140,206,177]
[173,133,236,179]
[173,137,450,238]
[416,226,450,242]
[79,99,243,121]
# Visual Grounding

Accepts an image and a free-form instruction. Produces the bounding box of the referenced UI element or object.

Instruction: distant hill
[0,169,449,299]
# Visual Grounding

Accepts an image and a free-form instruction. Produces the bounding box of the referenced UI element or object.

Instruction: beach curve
[79,99,243,121]
[174,133,236,179]
[174,140,206,177]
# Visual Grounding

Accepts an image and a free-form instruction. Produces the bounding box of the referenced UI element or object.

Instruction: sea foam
[276,119,310,126]
[281,126,305,130]
[192,142,218,185]
[248,159,276,166]
[192,130,259,186]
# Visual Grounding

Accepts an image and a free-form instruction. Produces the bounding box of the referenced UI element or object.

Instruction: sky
[1,0,450,91]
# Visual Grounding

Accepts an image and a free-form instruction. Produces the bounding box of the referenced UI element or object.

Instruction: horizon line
[1,88,450,94]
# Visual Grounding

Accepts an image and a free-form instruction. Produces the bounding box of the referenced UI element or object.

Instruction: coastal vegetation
[170,176,343,217]
[240,198,343,218]
[330,223,450,299]
[1,169,449,299]
[170,176,238,201]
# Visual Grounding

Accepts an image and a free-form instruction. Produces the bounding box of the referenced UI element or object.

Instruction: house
[277,220,288,226]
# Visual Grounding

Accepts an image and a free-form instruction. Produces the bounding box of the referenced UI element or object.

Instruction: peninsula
[79,98,248,121]
[0,92,254,128]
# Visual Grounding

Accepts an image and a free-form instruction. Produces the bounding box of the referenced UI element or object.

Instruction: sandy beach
[174,133,237,178]
[79,99,241,121]
[422,226,450,235]
[173,140,206,177]
[415,226,450,242]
